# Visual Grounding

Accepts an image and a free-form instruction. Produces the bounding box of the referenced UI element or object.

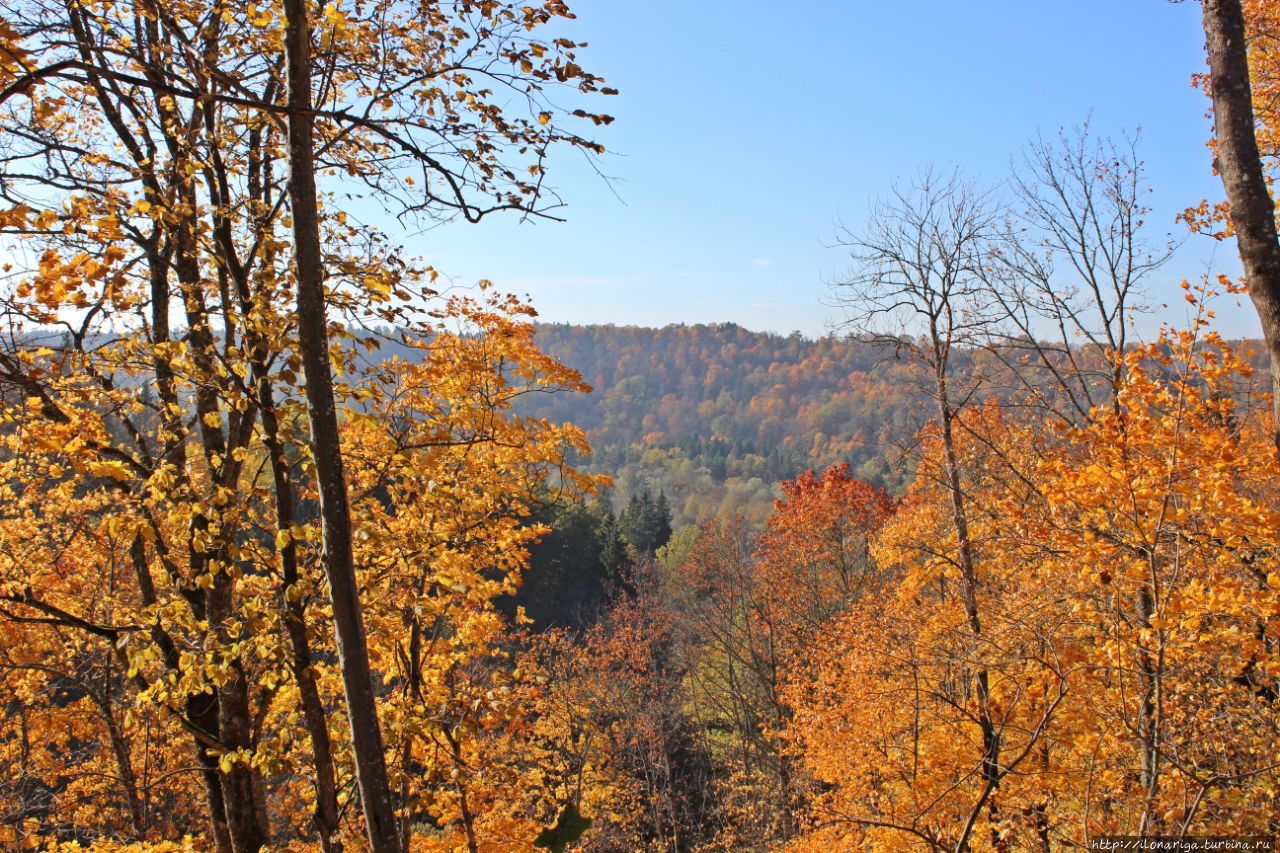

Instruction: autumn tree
[0,0,612,848]
[341,293,602,852]
[280,0,398,843]
[521,561,717,853]
[753,464,894,648]
[775,398,1068,851]
[834,170,1008,849]
[0,282,599,849]
[658,466,892,850]
[1019,327,1280,840]
[665,517,787,850]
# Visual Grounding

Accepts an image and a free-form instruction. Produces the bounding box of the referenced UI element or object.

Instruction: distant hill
[520,322,944,527]
[519,323,1273,529]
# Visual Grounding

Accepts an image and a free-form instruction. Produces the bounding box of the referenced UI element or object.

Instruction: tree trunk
[129,537,234,853]
[936,385,999,853]
[1202,0,1280,451]
[92,672,146,838]
[190,691,235,853]
[171,180,269,852]
[262,396,344,852]
[1135,583,1161,835]
[281,0,400,849]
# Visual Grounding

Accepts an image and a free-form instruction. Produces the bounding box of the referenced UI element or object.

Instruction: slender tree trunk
[207,577,268,853]
[172,182,269,852]
[229,158,343,849]
[936,387,999,853]
[129,537,234,853]
[144,234,235,852]
[91,674,146,837]
[443,727,481,853]
[261,397,344,852]
[281,0,399,848]
[190,692,235,853]
[1202,0,1280,451]
[1135,583,1161,835]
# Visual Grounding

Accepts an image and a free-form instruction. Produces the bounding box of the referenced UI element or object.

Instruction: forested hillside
[521,323,944,525]
[522,322,1267,526]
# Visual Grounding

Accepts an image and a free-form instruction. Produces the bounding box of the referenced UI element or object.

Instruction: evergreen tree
[510,500,636,629]
[653,492,673,551]
[620,488,674,556]
[598,510,632,584]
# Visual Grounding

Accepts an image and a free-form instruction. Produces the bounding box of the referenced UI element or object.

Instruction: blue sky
[393,0,1259,340]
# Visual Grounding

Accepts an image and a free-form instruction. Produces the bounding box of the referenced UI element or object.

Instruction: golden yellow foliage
[782,331,1280,849]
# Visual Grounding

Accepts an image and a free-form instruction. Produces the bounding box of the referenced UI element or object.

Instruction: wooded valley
[2,0,1280,851]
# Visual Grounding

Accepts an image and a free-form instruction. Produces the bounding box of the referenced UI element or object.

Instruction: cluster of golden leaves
[0,0,612,848]
[781,328,1280,849]
[0,288,605,849]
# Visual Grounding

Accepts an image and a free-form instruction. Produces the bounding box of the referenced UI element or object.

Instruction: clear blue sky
[394,0,1260,340]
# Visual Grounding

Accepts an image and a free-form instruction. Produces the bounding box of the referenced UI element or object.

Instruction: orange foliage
[754,464,895,652]
[782,332,1280,849]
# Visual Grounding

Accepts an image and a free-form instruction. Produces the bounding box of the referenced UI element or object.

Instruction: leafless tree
[986,127,1171,424]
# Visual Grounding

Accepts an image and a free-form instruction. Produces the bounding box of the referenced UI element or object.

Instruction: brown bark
[142,10,269,840]
[170,176,268,852]
[93,676,146,837]
[207,578,268,853]
[192,693,235,853]
[1135,582,1162,835]
[442,726,480,853]
[281,0,400,848]
[129,537,234,853]
[1202,0,1280,451]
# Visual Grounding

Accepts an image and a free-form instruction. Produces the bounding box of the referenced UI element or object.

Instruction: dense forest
[520,322,1269,526]
[520,323,942,524]
[3,0,1280,852]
